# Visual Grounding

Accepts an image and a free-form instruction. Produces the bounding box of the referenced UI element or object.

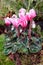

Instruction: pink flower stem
[15,53,22,65]
[16,28,20,38]
[28,20,32,39]
[8,53,15,62]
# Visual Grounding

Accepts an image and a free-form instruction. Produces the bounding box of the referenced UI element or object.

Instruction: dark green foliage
[3,24,43,55]
[0,32,43,65]
[29,37,42,53]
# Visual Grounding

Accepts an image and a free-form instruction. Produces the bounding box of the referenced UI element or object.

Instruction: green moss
[0,20,4,25]
[0,34,15,65]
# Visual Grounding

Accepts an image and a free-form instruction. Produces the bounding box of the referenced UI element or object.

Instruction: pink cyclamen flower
[4,17,11,26]
[19,16,28,28]
[9,18,19,28]
[26,9,36,21]
[19,8,26,18]
[10,16,27,28]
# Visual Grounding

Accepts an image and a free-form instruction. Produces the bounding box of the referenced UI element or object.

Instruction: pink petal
[10,18,19,28]
[26,12,32,21]
[29,9,36,19]
[19,12,25,18]
[19,8,26,13]
[26,9,36,21]
[19,16,27,28]
[4,17,11,26]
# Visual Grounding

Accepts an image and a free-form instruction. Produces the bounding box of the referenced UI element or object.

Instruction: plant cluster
[4,8,42,56]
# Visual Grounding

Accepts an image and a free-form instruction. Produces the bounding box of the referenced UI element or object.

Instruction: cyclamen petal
[11,17,27,28]
[19,12,25,18]
[10,18,19,28]
[19,16,27,28]
[19,8,26,18]
[26,12,31,21]
[12,14,17,18]
[32,20,36,28]
[29,9,36,19]
[4,17,11,26]
[19,8,26,13]
[26,9,36,21]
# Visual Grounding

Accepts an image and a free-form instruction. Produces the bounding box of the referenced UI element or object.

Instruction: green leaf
[29,43,42,53]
